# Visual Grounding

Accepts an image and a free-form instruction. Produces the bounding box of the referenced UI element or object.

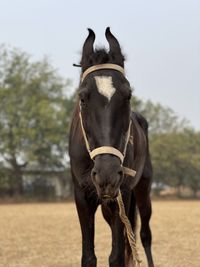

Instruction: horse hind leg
[135,176,154,267]
[139,197,154,267]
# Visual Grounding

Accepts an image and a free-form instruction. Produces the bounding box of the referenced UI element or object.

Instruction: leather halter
[79,64,136,177]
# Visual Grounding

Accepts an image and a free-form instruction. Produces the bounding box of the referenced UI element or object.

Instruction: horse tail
[124,191,137,267]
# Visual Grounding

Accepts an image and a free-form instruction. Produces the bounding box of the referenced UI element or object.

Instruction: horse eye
[123,87,132,102]
[80,98,87,108]
[78,88,89,108]
[127,94,131,101]
[126,92,132,101]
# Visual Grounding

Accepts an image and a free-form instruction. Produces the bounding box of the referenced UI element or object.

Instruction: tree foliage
[0,46,73,195]
[0,45,199,198]
[131,95,200,197]
[150,130,200,196]
[131,96,188,135]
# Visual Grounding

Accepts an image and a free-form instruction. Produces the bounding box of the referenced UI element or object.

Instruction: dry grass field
[0,201,200,267]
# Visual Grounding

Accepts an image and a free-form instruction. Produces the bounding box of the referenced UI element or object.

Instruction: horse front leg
[110,215,125,267]
[102,199,128,267]
[74,185,98,267]
[135,177,154,267]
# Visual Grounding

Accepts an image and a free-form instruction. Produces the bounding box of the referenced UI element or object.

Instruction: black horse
[69,28,154,267]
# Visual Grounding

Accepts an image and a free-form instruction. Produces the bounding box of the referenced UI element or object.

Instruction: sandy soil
[0,201,199,267]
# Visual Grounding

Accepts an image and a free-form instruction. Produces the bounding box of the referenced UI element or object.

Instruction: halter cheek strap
[79,111,136,177]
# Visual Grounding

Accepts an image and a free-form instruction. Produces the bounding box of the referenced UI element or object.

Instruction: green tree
[150,130,200,197]
[182,130,200,197]
[131,97,188,135]
[131,96,200,197]
[0,46,73,196]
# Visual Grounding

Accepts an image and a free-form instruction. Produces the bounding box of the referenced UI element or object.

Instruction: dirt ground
[0,201,200,267]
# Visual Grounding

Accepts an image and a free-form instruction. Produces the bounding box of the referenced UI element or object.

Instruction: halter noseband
[79,63,136,178]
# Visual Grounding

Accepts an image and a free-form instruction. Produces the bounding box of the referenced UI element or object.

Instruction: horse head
[78,28,132,200]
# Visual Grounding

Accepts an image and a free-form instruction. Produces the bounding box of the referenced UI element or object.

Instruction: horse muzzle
[91,155,123,200]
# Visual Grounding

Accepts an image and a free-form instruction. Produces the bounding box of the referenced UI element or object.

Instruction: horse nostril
[118,170,123,177]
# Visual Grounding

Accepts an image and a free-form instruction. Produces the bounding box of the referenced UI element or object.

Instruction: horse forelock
[80,48,125,72]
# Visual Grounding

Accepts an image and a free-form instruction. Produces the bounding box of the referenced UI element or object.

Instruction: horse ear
[105,27,122,55]
[81,28,95,61]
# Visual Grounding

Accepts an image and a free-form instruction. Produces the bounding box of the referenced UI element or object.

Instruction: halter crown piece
[79,63,136,178]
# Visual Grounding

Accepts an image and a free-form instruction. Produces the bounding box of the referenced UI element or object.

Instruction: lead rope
[79,107,142,266]
[118,123,142,267]
[117,191,142,267]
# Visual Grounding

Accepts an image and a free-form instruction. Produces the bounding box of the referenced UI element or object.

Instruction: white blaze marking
[95,76,116,101]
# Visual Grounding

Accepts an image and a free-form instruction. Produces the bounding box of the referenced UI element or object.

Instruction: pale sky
[1,0,200,129]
